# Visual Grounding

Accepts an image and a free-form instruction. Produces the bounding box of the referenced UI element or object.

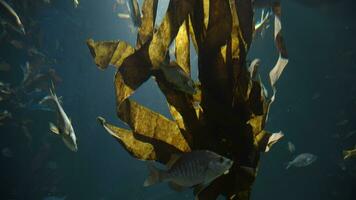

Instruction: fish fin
[166,154,181,169]
[343,151,350,160]
[168,182,185,192]
[57,96,63,105]
[39,95,55,105]
[285,162,292,170]
[49,122,60,135]
[193,183,206,196]
[144,162,162,187]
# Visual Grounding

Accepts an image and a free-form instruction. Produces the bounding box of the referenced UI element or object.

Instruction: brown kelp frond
[88,0,289,199]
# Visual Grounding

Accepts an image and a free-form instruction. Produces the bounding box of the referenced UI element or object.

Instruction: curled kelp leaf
[86,39,135,69]
[97,116,156,160]
[117,99,191,153]
[175,19,191,74]
[248,59,260,79]
[268,2,288,104]
[148,0,195,69]
[255,130,284,152]
[97,116,184,163]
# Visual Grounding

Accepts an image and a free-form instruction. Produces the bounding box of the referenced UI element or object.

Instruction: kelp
[87,0,288,199]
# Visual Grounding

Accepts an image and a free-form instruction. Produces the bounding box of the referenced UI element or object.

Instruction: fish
[0,110,12,121]
[0,0,25,35]
[73,0,79,8]
[126,0,141,27]
[159,62,197,95]
[336,119,348,126]
[287,141,295,153]
[254,8,271,38]
[0,61,11,71]
[144,150,234,194]
[39,83,78,152]
[1,147,13,157]
[43,196,66,200]
[9,40,24,49]
[343,146,356,160]
[286,153,317,169]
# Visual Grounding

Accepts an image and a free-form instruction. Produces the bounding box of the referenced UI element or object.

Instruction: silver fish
[126,0,141,27]
[73,0,79,8]
[144,150,233,192]
[1,147,13,158]
[343,146,356,160]
[286,153,317,169]
[0,0,25,34]
[287,141,295,153]
[40,83,78,152]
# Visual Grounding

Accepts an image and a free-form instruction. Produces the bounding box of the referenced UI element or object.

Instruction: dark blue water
[0,0,355,199]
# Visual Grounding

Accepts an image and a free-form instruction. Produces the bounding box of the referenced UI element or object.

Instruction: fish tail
[343,150,350,160]
[144,162,163,187]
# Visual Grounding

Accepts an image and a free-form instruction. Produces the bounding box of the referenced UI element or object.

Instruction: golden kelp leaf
[112,45,152,104]
[154,69,199,145]
[137,0,158,48]
[97,116,156,160]
[175,19,191,74]
[117,99,191,153]
[235,0,253,50]
[203,0,232,51]
[228,0,241,60]
[98,116,185,163]
[247,115,264,135]
[86,39,135,70]
[255,130,283,152]
[148,0,195,69]
[265,131,284,152]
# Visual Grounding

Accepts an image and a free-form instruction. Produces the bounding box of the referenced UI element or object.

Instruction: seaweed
[87,0,288,199]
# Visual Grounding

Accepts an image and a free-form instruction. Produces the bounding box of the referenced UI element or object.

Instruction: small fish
[43,196,66,200]
[9,40,24,49]
[0,61,11,71]
[0,110,12,121]
[0,0,25,34]
[343,130,356,140]
[39,83,78,152]
[254,8,271,38]
[117,13,130,19]
[336,119,348,126]
[159,62,197,95]
[47,161,58,170]
[73,0,79,8]
[343,146,356,160]
[287,141,295,153]
[286,153,317,169]
[1,147,13,157]
[144,150,234,194]
[126,0,141,27]
[311,93,320,100]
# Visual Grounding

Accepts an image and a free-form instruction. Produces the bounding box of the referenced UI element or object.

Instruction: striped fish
[144,150,233,193]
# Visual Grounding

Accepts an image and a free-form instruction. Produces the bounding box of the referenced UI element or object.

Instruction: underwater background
[0,0,355,199]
